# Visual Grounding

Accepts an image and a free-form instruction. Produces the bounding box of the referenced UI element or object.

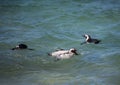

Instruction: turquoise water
[0,0,120,85]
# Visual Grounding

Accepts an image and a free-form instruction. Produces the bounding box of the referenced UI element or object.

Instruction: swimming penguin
[11,44,34,50]
[81,34,101,45]
[48,48,78,61]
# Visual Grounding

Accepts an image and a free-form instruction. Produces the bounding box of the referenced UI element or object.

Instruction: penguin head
[69,48,78,55]
[11,44,28,50]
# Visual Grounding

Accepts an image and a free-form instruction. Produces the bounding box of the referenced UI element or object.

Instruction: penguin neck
[86,35,91,41]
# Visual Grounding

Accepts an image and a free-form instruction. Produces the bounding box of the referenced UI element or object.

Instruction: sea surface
[0,0,120,85]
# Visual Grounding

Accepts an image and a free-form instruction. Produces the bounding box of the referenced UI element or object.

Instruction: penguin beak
[82,35,86,38]
[11,48,16,50]
[73,50,78,55]
[74,51,78,55]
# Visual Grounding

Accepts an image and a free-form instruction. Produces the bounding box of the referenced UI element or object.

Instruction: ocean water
[0,0,120,85]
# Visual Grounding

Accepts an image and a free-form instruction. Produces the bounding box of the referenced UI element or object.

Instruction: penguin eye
[71,49,76,52]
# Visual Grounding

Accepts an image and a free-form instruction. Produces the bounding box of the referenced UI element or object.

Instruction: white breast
[51,50,68,57]
[58,53,74,59]
[51,50,75,59]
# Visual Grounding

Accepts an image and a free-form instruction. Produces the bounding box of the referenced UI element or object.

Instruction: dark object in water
[48,48,78,61]
[81,34,101,45]
[11,44,34,50]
